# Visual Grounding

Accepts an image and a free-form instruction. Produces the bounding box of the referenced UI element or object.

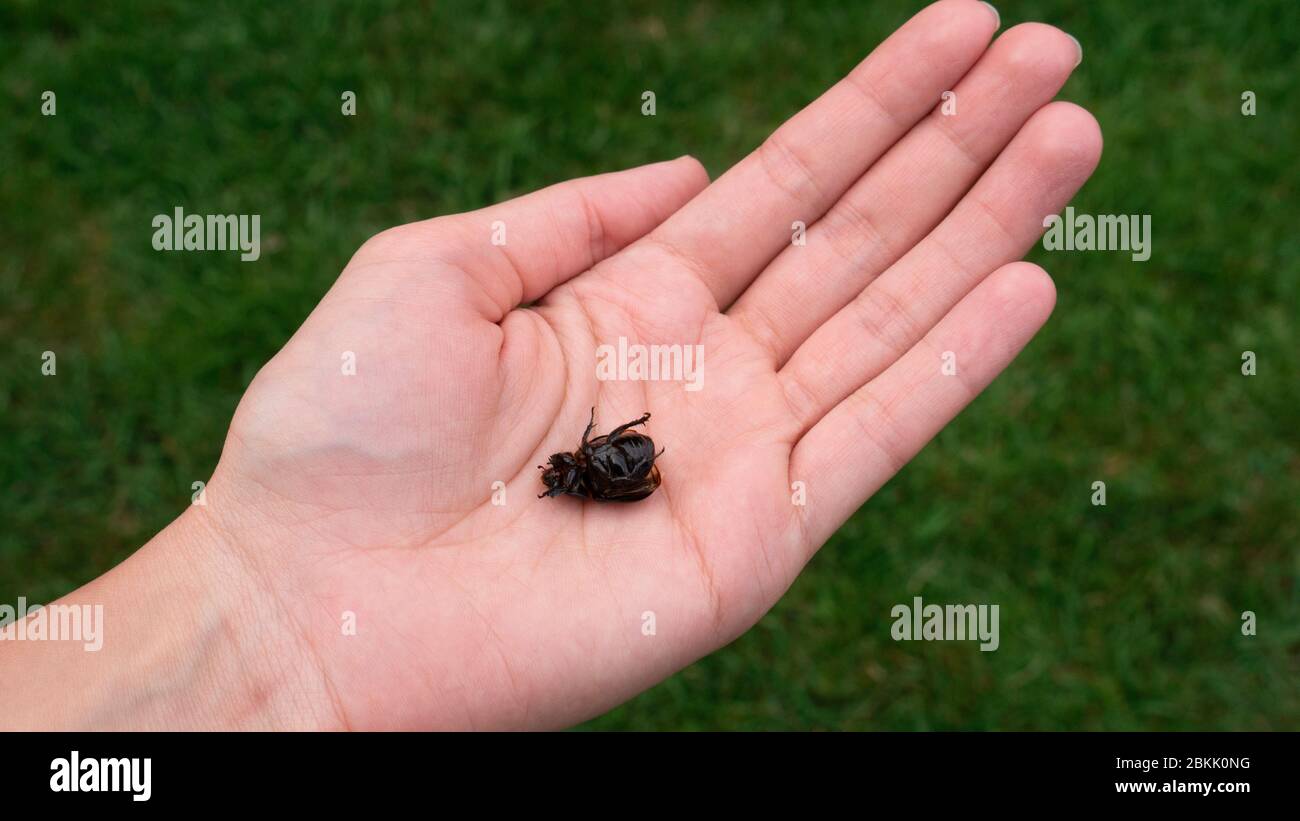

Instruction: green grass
[2,0,1297,730]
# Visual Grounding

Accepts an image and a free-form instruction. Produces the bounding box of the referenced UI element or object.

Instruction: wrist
[0,504,340,730]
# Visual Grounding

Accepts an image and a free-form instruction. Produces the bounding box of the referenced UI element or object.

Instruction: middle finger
[730,22,1082,366]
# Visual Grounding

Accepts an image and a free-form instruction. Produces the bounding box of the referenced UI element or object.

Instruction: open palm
[205,1,1100,729]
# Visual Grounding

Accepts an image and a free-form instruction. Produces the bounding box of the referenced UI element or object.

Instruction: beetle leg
[607,412,651,439]
[581,406,597,448]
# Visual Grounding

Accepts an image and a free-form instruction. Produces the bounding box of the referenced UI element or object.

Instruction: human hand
[2,0,1100,730]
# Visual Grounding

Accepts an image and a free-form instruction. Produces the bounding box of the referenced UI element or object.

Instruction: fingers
[643,0,999,309]
[789,262,1057,549]
[779,102,1102,432]
[731,22,1083,365]
[437,156,711,319]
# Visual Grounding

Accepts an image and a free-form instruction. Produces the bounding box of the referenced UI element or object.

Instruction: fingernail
[980,2,1000,29]
[1066,33,1083,68]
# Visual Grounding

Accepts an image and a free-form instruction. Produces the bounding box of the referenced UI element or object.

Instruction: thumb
[447,156,710,318]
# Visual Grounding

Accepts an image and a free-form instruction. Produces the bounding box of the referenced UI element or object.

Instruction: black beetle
[538,408,662,502]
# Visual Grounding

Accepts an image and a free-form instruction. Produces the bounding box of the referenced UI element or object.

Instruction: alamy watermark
[152,207,261,261]
[50,751,151,802]
[0,597,104,652]
[595,336,704,391]
[1042,206,1151,262]
[891,595,999,651]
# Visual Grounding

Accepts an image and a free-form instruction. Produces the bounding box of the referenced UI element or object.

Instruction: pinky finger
[789,261,1058,552]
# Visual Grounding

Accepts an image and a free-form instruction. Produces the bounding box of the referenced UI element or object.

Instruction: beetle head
[538,452,584,498]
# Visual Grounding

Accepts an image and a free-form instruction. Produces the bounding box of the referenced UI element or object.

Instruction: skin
[1,1,1101,730]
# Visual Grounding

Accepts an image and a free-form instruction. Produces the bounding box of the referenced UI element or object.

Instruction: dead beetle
[538,408,662,502]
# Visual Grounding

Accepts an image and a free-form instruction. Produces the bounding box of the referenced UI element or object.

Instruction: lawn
[1,0,1296,729]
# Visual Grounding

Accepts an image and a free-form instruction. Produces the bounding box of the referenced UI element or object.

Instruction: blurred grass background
[1,0,1296,729]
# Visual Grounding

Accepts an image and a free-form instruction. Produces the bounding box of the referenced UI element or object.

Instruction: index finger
[644,0,1001,309]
